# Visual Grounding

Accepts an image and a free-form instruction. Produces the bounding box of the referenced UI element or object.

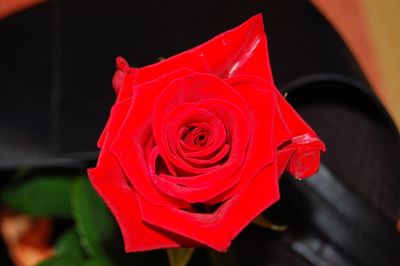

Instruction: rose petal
[137,160,279,252]
[181,144,230,167]
[208,76,276,203]
[214,163,279,240]
[153,73,250,176]
[226,75,325,180]
[289,146,321,178]
[273,89,326,178]
[112,57,131,95]
[90,95,193,250]
[136,194,231,251]
[147,147,240,204]
[97,62,136,149]
[277,146,296,176]
[88,167,193,252]
[166,105,227,167]
[95,95,188,209]
[150,100,251,203]
[111,69,195,207]
[287,135,326,179]
[132,14,272,84]
[177,120,227,160]
[150,76,277,204]
[160,99,248,176]
[96,99,131,166]
[274,88,317,138]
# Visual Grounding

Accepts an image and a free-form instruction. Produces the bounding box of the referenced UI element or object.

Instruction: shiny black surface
[1,0,392,166]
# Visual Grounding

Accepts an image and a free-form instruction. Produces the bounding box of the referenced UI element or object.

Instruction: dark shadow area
[0,0,378,167]
[287,81,400,224]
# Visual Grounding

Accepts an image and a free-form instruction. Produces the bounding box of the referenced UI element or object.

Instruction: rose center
[195,134,206,145]
[183,126,210,148]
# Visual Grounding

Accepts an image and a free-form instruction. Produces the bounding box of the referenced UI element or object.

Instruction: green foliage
[252,215,288,232]
[167,248,195,266]
[207,247,239,266]
[1,176,73,217]
[38,177,116,266]
[39,230,87,266]
[55,229,85,259]
[38,256,82,266]
[0,172,201,266]
[72,176,116,257]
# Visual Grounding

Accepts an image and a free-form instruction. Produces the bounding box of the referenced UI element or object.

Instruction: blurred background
[0,0,399,265]
[311,0,400,130]
[1,0,399,126]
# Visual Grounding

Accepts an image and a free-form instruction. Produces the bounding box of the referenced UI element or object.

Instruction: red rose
[88,14,325,252]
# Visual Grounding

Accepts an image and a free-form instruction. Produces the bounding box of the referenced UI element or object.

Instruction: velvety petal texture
[88,14,325,252]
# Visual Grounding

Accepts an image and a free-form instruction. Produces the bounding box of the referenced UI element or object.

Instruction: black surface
[2,0,395,166]
[287,81,400,225]
[0,2,53,163]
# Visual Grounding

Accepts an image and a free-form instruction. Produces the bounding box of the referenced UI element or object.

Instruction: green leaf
[55,229,85,259]
[207,248,239,266]
[1,176,73,217]
[167,248,195,266]
[72,176,116,258]
[252,215,288,231]
[82,257,113,266]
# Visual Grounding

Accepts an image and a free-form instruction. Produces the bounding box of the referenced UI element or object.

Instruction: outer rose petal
[137,161,279,251]
[89,100,191,251]
[287,135,326,179]
[277,146,296,176]
[214,163,279,240]
[97,60,136,148]
[274,88,317,139]
[88,168,186,252]
[112,57,131,95]
[226,74,325,179]
[273,88,326,179]
[96,99,131,168]
[133,14,273,85]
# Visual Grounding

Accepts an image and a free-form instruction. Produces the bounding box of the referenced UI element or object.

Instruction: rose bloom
[88,14,325,252]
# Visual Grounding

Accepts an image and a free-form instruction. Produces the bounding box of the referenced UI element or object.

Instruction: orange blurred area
[0,0,45,19]
[311,0,381,96]
[311,0,400,130]
[0,210,54,266]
